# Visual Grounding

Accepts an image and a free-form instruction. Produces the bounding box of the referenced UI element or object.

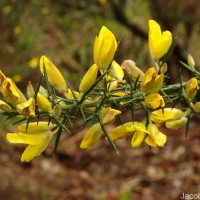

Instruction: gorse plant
[0,20,199,162]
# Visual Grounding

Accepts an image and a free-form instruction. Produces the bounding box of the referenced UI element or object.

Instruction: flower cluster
[0,20,199,162]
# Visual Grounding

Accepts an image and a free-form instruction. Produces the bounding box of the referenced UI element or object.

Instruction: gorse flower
[93,26,117,71]
[17,97,35,117]
[79,64,98,93]
[141,67,164,94]
[40,55,67,94]
[151,108,187,129]
[6,122,57,162]
[80,107,121,149]
[143,93,165,109]
[148,19,172,60]
[1,78,26,106]
[185,77,198,100]
[121,60,144,81]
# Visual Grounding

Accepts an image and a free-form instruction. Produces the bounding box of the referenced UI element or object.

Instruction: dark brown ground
[0,120,199,200]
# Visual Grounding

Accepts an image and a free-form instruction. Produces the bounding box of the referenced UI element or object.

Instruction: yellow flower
[17,98,35,117]
[6,122,57,162]
[107,60,124,91]
[141,67,164,94]
[40,55,67,94]
[151,108,187,129]
[109,60,124,80]
[148,20,172,60]
[101,107,121,124]
[93,26,117,71]
[1,78,26,106]
[145,124,167,147]
[192,102,200,113]
[143,93,165,109]
[28,57,38,69]
[13,25,21,35]
[185,77,198,100]
[165,117,187,129]
[99,0,107,5]
[131,131,147,147]
[80,123,102,149]
[109,122,147,141]
[36,92,52,112]
[121,60,144,81]
[79,64,98,93]
[0,100,12,112]
[12,74,22,83]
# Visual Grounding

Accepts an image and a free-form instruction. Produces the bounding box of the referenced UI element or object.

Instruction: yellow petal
[145,124,167,147]
[0,70,7,88]
[192,102,200,113]
[109,122,147,141]
[21,138,51,162]
[0,99,11,112]
[1,78,26,106]
[27,81,35,98]
[93,26,117,70]
[80,123,102,149]
[151,108,184,124]
[79,64,98,93]
[6,132,50,145]
[40,55,67,94]
[17,97,35,116]
[148,20,172,60]
[101,107,121,124]
[121,60,144,81]
[166,117,187,129]
[18,122,56,134]
[64,89,79,99]
[109,60,124,80]
[144,93,165,109]
[131,131,146,147]
[186,77,198,100]
[36,92,52,112]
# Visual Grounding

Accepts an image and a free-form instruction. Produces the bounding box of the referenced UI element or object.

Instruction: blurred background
[0,0,200,199]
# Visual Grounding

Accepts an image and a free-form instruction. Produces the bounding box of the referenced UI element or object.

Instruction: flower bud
[121,60,144,81]
[79,64,98,93]
[93,26,117,70]
[185,77,198,100]
[141,67,164,94]
[187,54,195,68]
[40,55,67,94]
[36,92,52,112]
[109,60,124,80]
[148,20,172,60]
[27,81,35,98]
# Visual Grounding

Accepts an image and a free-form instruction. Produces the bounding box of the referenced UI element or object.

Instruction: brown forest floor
[0,120,199,200]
